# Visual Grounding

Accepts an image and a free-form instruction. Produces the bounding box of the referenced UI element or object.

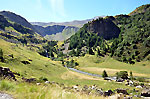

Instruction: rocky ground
[0,93,13,99]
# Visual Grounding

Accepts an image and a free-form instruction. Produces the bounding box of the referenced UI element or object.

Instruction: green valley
[0,3,150,99]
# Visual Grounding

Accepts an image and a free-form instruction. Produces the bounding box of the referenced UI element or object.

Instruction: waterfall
[45,50,49,57]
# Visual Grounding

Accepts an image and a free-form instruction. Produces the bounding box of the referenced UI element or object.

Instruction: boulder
[141,89,150,97]
[116,78,124,82]
[104,90,113,97]
[0,66,16,80]
[22,77,36,83]
[21,60,30,64]
[116,89,129,95]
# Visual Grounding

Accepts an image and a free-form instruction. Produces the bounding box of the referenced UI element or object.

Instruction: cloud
[49,0,66,17]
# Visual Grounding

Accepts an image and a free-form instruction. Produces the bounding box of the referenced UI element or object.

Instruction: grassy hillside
[0,39,66,81]
[72,55,150,77]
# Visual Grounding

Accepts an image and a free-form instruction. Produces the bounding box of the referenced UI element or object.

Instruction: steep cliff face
[33,25,66,36]
[87,18,120,40]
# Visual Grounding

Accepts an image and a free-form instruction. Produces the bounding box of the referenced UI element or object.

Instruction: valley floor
[0,39,150,98]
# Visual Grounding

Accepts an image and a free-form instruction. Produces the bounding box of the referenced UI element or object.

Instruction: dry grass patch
[61,70,102,81]
[79,67,148,77]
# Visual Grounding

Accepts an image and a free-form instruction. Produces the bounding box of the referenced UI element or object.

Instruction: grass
[0,80,106,99]
[0,38,133,88]
[0,38,66,82]
[0,38,148,98]
[73,54,150,77]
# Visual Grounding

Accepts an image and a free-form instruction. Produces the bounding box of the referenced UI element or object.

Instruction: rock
[87,18,120,40]
[73,85,78,89]
[136,85,142,89]
[36,83,41,85]
[116,78,124,82]
[82,85,89,91]
[96,89,103,96]
[104,77,112,81]
[0,67,16,80]
[45,81,50,84]
[116,89,129,95]
[141,89,150,97]
[91,84,97,89]
[0,93,13,99]
[129,80,134,85]
[104,90,113,97]
[22,77,36,83]
[21,61,30,64]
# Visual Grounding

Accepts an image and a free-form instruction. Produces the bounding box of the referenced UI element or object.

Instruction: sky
[0,0,149,22]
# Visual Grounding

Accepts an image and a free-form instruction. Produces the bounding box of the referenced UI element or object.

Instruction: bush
[116,71,128,79]
[65,60,79,68]
[136,77,146,82]
[38,77,48,82]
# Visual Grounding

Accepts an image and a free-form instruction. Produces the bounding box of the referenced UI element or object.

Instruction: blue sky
[0,0,149,22]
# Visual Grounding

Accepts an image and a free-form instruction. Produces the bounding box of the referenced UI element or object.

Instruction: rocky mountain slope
[0,11,79,41]
[65,4,150,63]
[0,11,35,31]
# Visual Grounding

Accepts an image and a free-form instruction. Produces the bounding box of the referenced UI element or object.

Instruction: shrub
[136,77,146,82]
[116,71,128,79]
[38,77,48,82]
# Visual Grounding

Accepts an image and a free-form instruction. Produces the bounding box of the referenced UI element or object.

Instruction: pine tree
[130,71,134,80]
[102,70,108,78]
[0,48,4,62]
[0,48,3,59]
[88,48,95,55]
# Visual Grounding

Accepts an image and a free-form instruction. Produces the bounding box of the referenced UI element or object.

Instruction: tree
[0,48,4,62]
[88,48,95,55]
[116,71,128,79]
[130,71,134,80]
[0,48,3,59]
[102,70,108,78]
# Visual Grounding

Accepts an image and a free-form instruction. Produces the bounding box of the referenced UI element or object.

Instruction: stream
[68,68,117,80]
[68,68,150,80]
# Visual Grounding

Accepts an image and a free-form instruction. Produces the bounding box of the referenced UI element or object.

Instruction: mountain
[0,11,79,41]
[67,17,120,50]
[31,19,91,27]
[86,18,120,40]
[65,4,150,63]
[33,25,66,36]
[110,4,150,63]
[129,4,150,16]
[30,16,105,27]
[44,26,79,41]
[0,14,45,44]
[0,11,35,31]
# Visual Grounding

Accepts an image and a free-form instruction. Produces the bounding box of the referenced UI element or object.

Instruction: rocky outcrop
[0,67,16,80]
[87,18,120,40]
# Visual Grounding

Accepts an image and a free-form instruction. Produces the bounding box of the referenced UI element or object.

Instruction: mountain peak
[129,4,150,16]
[0,10,34,30]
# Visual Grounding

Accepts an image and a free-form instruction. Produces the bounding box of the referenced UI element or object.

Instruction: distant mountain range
[30,16,105,27]
[0,11,80,41]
